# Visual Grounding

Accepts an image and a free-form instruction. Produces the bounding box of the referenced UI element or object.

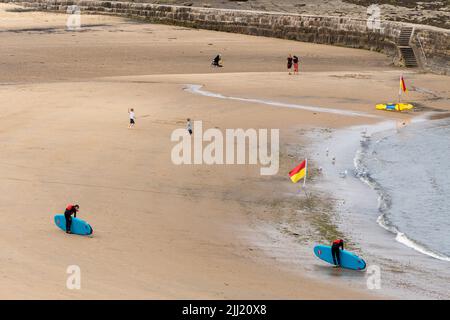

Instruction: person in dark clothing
[331,239,344,267]
[186,118,193,135]
[211,54,223,67]
[64,204,79,234]
[287,54,293,75]
[293,55,299,75]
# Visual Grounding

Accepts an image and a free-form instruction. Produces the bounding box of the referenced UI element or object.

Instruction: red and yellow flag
[400,75,407,93]
[289,159,307,184]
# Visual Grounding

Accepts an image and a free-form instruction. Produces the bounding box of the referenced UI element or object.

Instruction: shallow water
[310,117,450,299]
[359,118,450,261]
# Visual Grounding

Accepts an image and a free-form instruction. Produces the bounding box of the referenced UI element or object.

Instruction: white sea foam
[184,84,380,118]
[354,126,450,263]
[375,211,450,261]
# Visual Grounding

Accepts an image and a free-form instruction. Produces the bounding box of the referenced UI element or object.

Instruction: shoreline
[238,122,387,298]
[304,114,450,299]
[355,117,450,263]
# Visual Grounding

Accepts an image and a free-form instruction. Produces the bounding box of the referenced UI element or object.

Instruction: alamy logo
[367,4,383,31]
[66,265,81,290]
[171,121,279,175]
[66,5,81,31]
[366,265,381,290]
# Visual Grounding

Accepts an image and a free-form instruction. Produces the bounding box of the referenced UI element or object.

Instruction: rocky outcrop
[2,0,449,74]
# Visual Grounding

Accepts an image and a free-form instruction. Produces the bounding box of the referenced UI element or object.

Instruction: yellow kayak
[376,103,414,111]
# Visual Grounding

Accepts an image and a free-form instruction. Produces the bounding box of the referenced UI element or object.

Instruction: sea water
[310,117,450,299]
[358,118,450,261]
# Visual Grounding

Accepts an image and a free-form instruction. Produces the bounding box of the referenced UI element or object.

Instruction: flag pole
[303,158,309,199]
[398,74,402,103]
[303,158,307,188]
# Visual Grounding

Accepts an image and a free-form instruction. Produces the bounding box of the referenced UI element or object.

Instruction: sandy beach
[0,3,449,299]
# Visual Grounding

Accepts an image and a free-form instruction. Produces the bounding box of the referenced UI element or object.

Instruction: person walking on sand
[293,55,299,75]
[186,118,193,135]
[331,239,344,267]
[64,204,79,234]
[287,54,293,75]
[128,108,135,128]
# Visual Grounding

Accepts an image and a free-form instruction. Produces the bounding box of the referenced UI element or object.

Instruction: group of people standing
[211,53,301,75]
[126,53,302,130]
[287,54,300,75]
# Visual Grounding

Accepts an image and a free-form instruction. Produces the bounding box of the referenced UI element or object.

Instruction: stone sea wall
[412,27,450,75]
[2,0,449,74]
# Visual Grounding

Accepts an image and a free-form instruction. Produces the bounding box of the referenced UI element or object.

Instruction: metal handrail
[416,34,427,65]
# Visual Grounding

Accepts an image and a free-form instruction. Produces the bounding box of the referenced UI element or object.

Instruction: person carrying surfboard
[64,204,79,234]
[331,239,344,267]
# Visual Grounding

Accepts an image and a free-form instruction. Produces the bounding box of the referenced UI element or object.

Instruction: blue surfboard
[314,245,366,270]
[54,214,93,235]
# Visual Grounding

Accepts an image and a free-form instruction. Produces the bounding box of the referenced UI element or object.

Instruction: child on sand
[128,108,135,128]
[287,54,293,75]
[186,118,193,135]
[293,55,299,75]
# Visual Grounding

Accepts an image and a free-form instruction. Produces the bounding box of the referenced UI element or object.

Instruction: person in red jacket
[331,239,344,267]
[293,55,299,75]
[64,204,79,234]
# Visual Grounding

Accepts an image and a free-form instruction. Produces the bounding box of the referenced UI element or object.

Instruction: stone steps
[397,27,418,68]
[398,27,413,46]
[399,47,418,67]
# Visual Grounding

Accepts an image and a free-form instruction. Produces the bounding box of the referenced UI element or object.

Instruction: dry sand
[0,3,449,299]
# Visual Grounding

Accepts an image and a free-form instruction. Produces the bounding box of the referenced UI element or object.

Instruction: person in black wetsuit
[331,239,344,267]
[64,204,79,234]
[212,54,223,67]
